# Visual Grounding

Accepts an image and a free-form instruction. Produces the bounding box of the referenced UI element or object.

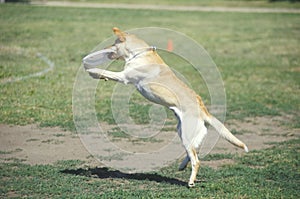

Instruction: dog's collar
[127,46,156,62]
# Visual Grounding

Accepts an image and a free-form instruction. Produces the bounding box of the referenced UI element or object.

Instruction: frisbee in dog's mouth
[82,49,115,69]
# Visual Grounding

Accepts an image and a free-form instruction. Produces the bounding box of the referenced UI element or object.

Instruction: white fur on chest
[123,64,162,104]
[123,64,160,84]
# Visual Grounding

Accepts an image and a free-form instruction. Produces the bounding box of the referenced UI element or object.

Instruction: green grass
[0,139,299,198]
[0,3,299,198]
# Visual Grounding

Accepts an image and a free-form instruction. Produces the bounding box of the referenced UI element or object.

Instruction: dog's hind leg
[178,155,190,171]
[187,147,200,187]
[179,121,207,171]
[170,107,191,171]
[179,113,206,187]
[171,107,202,186]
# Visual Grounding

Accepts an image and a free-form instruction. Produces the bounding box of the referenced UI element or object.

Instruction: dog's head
[83,27,150,68]
[107,27,150,61]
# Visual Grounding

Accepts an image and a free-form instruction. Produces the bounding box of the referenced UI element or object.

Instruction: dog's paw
[188,182,195,188]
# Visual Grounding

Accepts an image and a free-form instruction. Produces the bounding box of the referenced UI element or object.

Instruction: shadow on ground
[61,167,186,186]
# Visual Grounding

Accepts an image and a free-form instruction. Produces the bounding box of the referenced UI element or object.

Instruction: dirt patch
[0,115,298,169]
[0,124,97,166]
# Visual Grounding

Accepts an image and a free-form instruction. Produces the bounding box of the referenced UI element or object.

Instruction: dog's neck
[126,46,156,63]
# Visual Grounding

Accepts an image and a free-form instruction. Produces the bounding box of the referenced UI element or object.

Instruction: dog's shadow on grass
[61,167,186,186]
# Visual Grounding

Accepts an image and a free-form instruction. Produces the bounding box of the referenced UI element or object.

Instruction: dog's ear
[113,27,126,42]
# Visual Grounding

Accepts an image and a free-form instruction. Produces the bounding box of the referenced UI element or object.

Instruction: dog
[83,27,248,187]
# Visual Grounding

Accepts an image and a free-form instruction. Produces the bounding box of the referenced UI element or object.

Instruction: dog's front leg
[86,68,128,84]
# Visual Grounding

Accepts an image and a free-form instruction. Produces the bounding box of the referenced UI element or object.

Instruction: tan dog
[84,27,248,187]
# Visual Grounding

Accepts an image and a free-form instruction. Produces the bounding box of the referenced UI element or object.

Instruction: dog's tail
[204,115,248,152]
[196,95,248,152]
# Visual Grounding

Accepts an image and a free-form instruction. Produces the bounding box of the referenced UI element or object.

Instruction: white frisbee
[82,49,115,69]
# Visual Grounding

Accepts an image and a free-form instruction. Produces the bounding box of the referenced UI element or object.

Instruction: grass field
[0,2,299,198]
